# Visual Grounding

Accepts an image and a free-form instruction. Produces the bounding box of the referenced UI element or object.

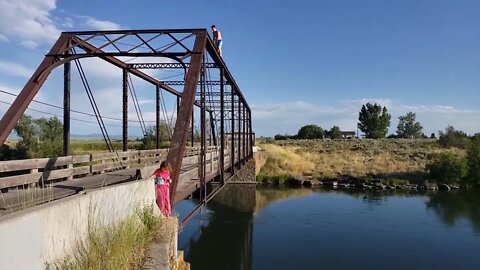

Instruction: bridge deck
[0,153,235,216]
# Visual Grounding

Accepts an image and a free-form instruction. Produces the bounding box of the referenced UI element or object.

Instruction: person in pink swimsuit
[150,161,172,216]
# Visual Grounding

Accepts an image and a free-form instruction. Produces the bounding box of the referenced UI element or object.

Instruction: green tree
[14,115,63,158]
[357,103,391,139]
[141,123,171,149]
[438,125,469,149]
[329,126,342,139]
[396,112,423,138]
[426,152,468,185]
[297,124,324,139]
[466,134,480,186]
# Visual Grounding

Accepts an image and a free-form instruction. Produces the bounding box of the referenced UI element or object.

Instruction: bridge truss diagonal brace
[0,34,72,144]
[167,31,207,201]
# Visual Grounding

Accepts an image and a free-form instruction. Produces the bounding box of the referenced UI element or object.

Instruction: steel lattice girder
[196,91,231,96]
[162,80,229,86]
[128,62,217,69]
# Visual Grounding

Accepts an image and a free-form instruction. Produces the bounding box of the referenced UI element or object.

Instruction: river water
[175,187,480,270]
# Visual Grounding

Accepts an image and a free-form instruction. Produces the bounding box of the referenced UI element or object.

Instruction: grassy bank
[47,205,176,270]
[256,139,464,184]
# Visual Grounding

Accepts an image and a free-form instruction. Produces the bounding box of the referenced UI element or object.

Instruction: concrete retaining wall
[0,178,158,269]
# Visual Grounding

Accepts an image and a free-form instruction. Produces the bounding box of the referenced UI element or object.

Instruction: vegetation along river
[175,187,480,270]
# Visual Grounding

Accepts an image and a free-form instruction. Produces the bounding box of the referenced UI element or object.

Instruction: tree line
[0,115,173,161]
[273,102,477,142]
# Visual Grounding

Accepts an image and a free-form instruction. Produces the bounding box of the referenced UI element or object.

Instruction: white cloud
[84,17,121,30]
[0,61,34,78]
[60,17,73,28]
[0,1,124,49]
[252,99,480,136]
[19,40,40,49]
[0,0,61,46]
[340,98,393,108]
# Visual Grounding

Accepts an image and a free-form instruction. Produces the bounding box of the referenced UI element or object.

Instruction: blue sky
[0,0,479,137]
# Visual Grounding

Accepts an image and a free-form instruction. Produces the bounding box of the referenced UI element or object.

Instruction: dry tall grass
[46,205,171,270]
[257,139,464,180]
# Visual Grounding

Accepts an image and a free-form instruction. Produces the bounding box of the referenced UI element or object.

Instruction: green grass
[46,205,163,270]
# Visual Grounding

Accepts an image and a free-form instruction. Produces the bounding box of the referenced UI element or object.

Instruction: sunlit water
[175,188,480,270]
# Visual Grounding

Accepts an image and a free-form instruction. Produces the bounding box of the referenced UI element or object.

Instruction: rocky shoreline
[280,177,461,191]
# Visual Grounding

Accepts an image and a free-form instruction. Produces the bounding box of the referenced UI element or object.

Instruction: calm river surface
[175,187,480,270]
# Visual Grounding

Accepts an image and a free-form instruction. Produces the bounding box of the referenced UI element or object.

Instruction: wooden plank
[0,156,74,173]
[182,155,199,166]
[73,166,90,176]
[139,157,161,165]
[139,149,158,156]
[116,151,131,158]
[73,155,90,163]
[0,159,39,172]
[91,163,122,173]
[0,173,42,189]
[91,152,117,161]
[42,168,73,181]
[129,150,141,156]
[37,156,73,168]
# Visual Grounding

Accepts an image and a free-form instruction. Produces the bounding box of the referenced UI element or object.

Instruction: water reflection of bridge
[182,186,314,270]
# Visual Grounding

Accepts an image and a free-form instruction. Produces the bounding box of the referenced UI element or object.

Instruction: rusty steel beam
[65,28,206,35]
[248,108,253,158]
[219,67,225,184]
[161,80,228,86]
[196,91,231,96]
[191,110,194,147]
[63,60,71,156]
[128,63,216,69]
[122,69,128,151]
[156,85,160,149]
[0,34,72,145]
[231,87,235,174]
[243,104,246,163]
[209,111,217,147]
[167,31,207,201]
[237,96,241,168]
[51,52,190,58]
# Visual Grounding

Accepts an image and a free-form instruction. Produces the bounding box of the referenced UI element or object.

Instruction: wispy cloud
[0,34,8,42]
[0,1,124,49]
[252,99,480,136]
[0,0,61,47]
[84,16,122,30]
[0,61,34,78]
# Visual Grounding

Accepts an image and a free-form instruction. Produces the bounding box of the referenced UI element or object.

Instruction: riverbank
[255,139,464,186]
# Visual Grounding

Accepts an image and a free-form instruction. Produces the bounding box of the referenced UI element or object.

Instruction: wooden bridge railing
[0,146,221,191]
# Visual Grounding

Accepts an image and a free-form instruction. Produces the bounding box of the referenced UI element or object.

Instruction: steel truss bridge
[0,29,254,224]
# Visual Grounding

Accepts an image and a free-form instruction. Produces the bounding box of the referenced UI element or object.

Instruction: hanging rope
[159,88,176,140]
[73,55,114,153]
[127,74,147,137]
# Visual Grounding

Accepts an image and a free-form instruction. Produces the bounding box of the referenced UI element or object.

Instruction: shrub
[297,124,324,139]
[466,135,480,186]
[328,126,342,139]
[438,125,469,149]
[426,152,467,184]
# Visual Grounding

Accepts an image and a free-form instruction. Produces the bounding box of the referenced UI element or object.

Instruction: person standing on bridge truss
[150,161,172,216]
[211,25,223,57]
